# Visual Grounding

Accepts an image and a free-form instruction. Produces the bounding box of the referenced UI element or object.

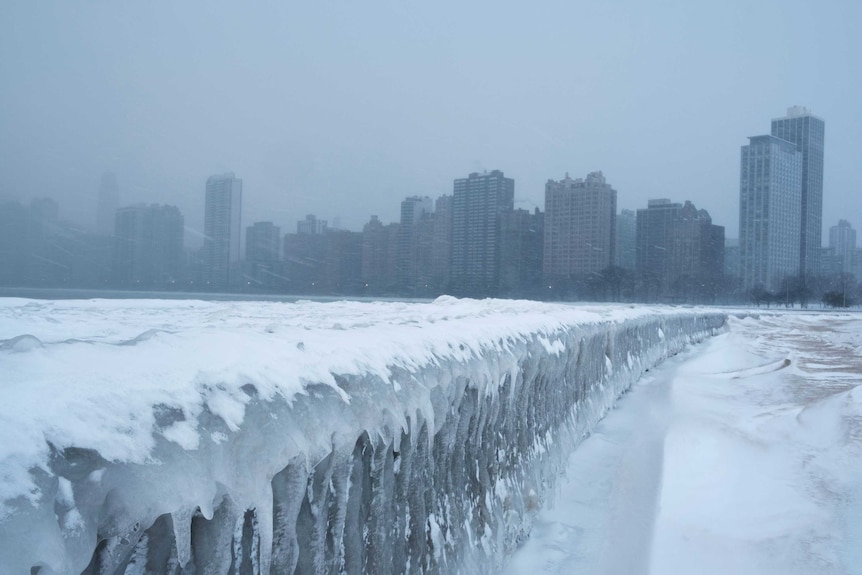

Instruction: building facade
[431,194,453,292]
[297,214,327,235]
[828,219,856,274]
[499,208,544,297]
[398,196,434,293]
[96,172,119,236]
[615,209,636,271]
[637,199,723,302]
[738,135,802,291]
[245,221,281,289]
[203,173,242,290]
[113,204,184,288]
[450,170,514,296]
[770,107,825,277]
[543,171,617,283]
[666,201,724,302]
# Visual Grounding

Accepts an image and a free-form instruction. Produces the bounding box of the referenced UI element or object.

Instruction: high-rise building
[431,195,453,292]
[451,170,514,296]
[499,208,544,297]
[615,209,636,271]
[96,172,120,236]
[738,135,802,291]
[637,199,723,302]
[203,173,242,290]
[636,199,681,297]
[543,171,617,282]
[666,201,724,302]
[829,219,856,273]
[362,216,399,295]
[770,107,825,276]
[321,230,363,295]
[246,221,281,262]
[283,214,330,293]
[398,196,434,292]
[113,204,184,288]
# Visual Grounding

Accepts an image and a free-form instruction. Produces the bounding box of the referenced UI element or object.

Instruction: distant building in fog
[113,204,184,288]
[399,196,434,294]
[499,208,543,296]
[246,221,281,289]
[297,214,327,235]
[246,222,280,262]
[432,195,453,292]
[96,172,119,236]
[543,171,617,282]
[321,230,363,294]
[451,170,514,296]
[615,209,636,270]
[283,214,334,293]
[818,247,844,277]
[829,219,856,273]
[637,199,723,302]
[203,173,242,290]
[361,215,400,294]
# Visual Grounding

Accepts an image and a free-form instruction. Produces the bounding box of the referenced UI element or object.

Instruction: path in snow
[504,313,862,575]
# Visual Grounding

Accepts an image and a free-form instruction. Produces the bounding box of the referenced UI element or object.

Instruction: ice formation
[0,297,725,574]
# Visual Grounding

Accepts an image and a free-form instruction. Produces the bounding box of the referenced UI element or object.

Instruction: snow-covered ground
[504,312,862,575]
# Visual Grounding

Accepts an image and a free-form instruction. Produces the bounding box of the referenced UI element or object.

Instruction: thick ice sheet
[0,297,723,574]
[504,311,862,574]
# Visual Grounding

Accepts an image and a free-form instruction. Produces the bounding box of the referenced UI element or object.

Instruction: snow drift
[0,297,725,574]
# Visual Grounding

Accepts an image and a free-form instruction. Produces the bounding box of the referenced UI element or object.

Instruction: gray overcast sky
[1,1,860,245]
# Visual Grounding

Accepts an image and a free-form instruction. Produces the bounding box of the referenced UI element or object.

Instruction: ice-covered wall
[0,298,725,574]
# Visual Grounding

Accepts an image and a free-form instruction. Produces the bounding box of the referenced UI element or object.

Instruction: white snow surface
[505,311,862,575]
[0,296,724,574]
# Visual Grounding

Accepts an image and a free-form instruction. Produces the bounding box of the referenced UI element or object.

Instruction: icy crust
[0,297,725,574]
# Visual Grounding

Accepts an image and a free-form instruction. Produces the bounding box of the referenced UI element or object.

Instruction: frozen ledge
[0,298,725,574]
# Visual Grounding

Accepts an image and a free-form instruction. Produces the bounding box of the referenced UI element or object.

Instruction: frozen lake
[504,312,862,575]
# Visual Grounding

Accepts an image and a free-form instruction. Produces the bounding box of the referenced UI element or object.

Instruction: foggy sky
[2,1,860,246]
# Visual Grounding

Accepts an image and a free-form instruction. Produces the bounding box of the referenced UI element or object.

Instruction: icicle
[171,506,194,569]
[255,484,274,575]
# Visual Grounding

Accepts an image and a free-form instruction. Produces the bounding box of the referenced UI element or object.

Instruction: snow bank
[0,297,725,574]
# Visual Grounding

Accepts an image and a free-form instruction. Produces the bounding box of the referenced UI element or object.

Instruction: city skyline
[2,2,860,243]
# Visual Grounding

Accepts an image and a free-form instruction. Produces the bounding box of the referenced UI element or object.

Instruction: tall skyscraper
[770,107,825,276]
[96,172,119,236]
[451,170,514,296]
[543,171,617,281]
[203,173,242,289]
[738,135,802,291]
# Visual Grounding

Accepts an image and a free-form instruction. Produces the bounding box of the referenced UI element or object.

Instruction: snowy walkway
[504,313,862,575]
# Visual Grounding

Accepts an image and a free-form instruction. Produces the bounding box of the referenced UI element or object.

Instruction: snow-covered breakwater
[0,297,725,574]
